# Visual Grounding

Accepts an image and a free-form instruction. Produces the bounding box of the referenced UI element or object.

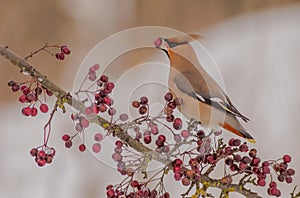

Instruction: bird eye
[154,38,162,48]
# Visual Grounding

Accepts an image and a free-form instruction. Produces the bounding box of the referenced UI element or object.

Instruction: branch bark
[0,44,261,198]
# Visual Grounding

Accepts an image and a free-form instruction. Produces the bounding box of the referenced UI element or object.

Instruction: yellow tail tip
[247,138,256,143]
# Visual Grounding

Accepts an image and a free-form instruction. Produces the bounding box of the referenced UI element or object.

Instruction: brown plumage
[154,34,255,142]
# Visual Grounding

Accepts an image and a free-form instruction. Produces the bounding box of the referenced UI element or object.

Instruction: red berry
[31,107,38,116]
[65,140,73,148]
[106,184,113,190]
[250,157,261,167]
[287,168,295,176]
[80,118,90,128]
[181,130,190,138]
[182,177,190,186]
[262,166,270,174]
[55,52,65,60]
[100,75,108,82]
[173,165,181,173]
[112,153,123,162]
[228,138,235,146]
[150,126,159,135]
[46,155,53,164]
[138,106,147,115]
[94,133,104,142]
[140,96,148,105]
[164,106,173,115]
[230,164,238,171]
[283,154,291,163]
[257,179,266,187]
[40,104,49,113]
[108,108,116,116]
[164,192,170,198]
[7,80,16,86]
[144,135,152,144]
[11,84,20,92]
[173,118,182,126]
[174,134,182,142]
[92,143,101,153]
[49,148,56,157]
[279,162,288,170]
[269,181,277,188]
[115,140,123,148]
[36,158,47,167]
[37,150,46,158]
[197,130,205,138]
[103,97,112,106]
[158,135,166,142]
[61,45,71,55]
[22,107,31,116]
[278,174,285,182]
[239,143,249,152]
[19,95,27,103]
[75,123,83,132]
[98,104,107,112]
[233,154,242,162]
[119,113,128,121]
[22,88,30,95]
[285,176,293,183]
[30,148,38,156]
[242,156,251,164]
[233,139,241,146]
[130,180,139,188]
[105,82,114,91]
[262,161,270,167]
[239,162,248,170]
[167,101,176,109]
[164,92,173,102]
[26,93,36,102]
[162,145,170,153]
[166,114,174,122]
[155,139,164,148]
[92,64,100,71]
[106,189,115,197]
[85,107,93,115]
[225,158,234,166]
[88,74,96,81]
[173,122,182,130]
[132,101,140,108]
[173,158,183,167]
[79,144,86,152]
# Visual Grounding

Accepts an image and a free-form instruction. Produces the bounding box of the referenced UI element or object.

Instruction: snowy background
[0,1,299,197]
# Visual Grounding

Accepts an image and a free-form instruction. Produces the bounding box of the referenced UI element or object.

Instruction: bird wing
[173,72,250,122]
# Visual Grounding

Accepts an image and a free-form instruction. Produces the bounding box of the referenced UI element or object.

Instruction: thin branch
[0,44,261,198]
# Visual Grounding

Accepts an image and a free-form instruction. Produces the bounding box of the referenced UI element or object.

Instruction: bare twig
[0,44,262,198]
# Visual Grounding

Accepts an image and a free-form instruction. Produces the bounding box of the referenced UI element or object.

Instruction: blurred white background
[1,1,299,197]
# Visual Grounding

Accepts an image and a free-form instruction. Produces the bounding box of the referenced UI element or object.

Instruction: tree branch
[0,44,261,198]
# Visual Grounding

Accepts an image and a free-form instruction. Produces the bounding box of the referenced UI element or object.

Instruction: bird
[154,34,255,143]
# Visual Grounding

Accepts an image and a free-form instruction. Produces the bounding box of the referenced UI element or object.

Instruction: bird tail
[220,121,255,143]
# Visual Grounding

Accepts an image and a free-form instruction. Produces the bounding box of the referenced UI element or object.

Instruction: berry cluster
[170,136,296,197]
[30,147,56,167]
[55,45,71,60]
[82,64,116,116]
[163,92,183,128]
[8,80,50,116]
[106,180,170,198]
[92,133,104,153]
[61,114,91,152]
[132,96,149,115]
